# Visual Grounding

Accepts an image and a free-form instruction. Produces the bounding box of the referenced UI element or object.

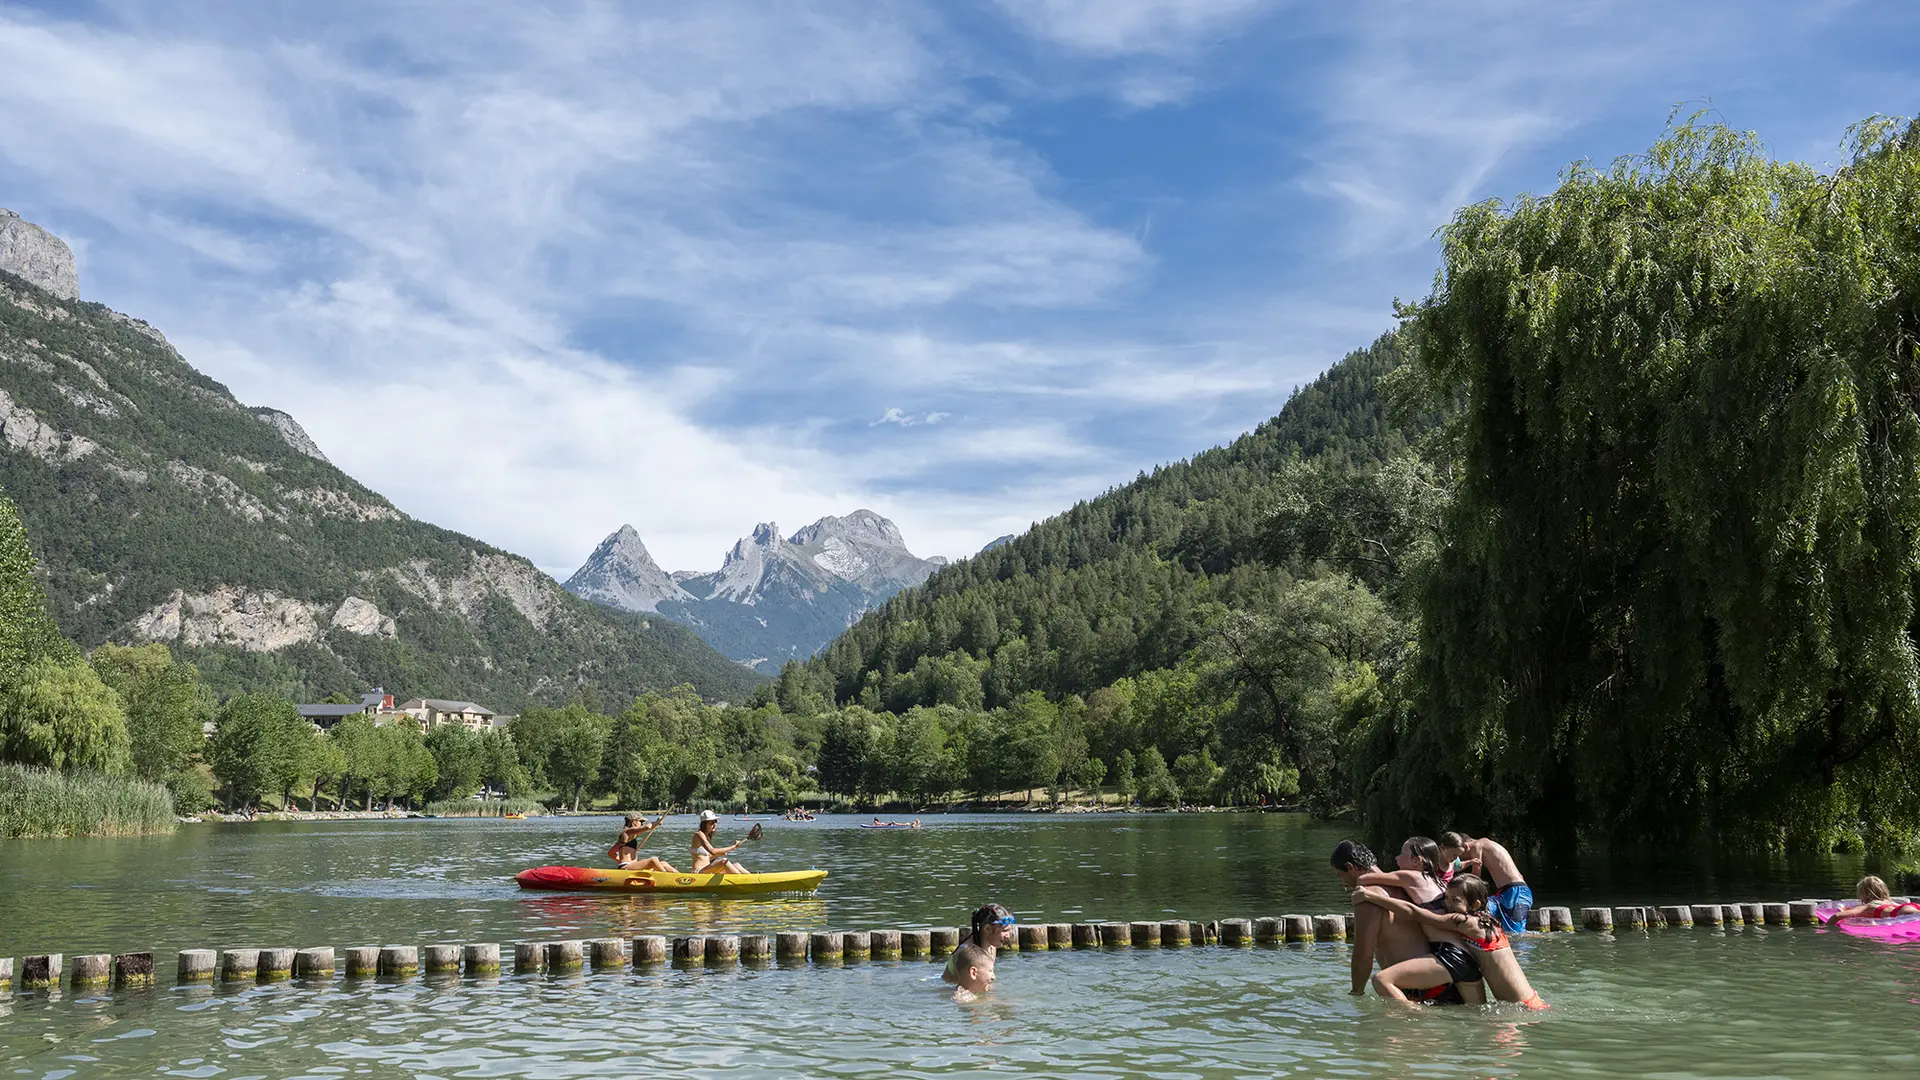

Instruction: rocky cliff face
[250,407,331,464]
[0,209,79,301]
[567,511,946,671]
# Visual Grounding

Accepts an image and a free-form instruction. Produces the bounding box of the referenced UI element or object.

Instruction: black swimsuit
[1429,940,1483,983]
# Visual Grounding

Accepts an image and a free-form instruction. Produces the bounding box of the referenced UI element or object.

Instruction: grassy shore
[0,763,177,838]
[422,797,546,818]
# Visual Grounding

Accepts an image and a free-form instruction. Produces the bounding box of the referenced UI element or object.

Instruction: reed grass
[0,763,178,838]
[422,797,545,818]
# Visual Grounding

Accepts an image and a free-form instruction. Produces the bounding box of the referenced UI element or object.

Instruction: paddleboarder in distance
[944,903,1015,1002]
[691,809,752,874]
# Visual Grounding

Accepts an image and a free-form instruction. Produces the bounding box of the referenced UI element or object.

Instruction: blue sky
[1,0,1915,575]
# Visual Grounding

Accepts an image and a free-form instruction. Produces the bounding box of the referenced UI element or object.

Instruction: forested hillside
[0,268,760,709]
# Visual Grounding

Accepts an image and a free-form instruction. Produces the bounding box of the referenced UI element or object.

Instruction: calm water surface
[2,813,1915,1077]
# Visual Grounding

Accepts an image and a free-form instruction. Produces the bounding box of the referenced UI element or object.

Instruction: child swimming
[943,903,1015,1002]
[1827,875,1920,922]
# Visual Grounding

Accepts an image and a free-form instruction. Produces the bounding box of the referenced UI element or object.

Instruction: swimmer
[1333,840,1467,1005]
[1439,831,1533,933]
[1356,873,1549,1010]
[1827,875,1920,922]
[943,903,1015,1002]
[1356,837,1448,912]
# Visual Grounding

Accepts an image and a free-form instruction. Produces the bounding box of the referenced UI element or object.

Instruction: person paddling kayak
[691,809,751,874]
[608,813,676,872]
[943,903,1015,1002]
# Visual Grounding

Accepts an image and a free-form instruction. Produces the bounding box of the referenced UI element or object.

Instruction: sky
[0,1,1915,577]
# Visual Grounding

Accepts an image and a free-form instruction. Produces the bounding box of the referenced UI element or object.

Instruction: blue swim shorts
[1489,882,1534,933]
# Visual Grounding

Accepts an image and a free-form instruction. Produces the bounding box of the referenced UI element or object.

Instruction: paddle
[631,813,668,854]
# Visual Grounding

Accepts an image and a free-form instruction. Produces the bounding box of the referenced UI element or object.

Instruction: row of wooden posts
[0,900,1839,992]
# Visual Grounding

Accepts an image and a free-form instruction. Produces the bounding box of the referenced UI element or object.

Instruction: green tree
[0,656,130,773]
[206,695,300,810]
[1072,755,1107,804]
[328,715,379,809]
[1136,746,1178,807]
[0,490,77,685]
[889,705,950,803]
[90,643,208,780]
[425,724,486,800]
[1112,748,1136,802]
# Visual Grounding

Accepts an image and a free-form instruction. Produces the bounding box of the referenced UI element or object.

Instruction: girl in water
[1356,836,1447,911]
[1354,874,1548,1010]
[943,903,1015,1002]
[691,810,750,874]
[1828,875,1920,921]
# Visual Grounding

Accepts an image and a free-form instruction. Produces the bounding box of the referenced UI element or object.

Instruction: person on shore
[1439,831,1532,933]
[1827,875,1920,921]
[1354,873,1548,1010]
[943,903,1016,1002]
[1355,837,1448,912]
[1332,840,1469,1005]
[691,810,750,874]
[608,813,676,872]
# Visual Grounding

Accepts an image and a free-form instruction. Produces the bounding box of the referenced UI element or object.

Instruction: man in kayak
[1333,840,1463,1005]
[1438,832,1532,933]
[691,809,751,874]
[609,813,676,872]
[943,902,1015,1002]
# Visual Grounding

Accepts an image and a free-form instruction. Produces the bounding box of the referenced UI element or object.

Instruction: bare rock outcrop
[387,553,562,629]
[131,587,326,651]
[330,596,397,638]
[250,407,331,464]
[0,209,79,300]
[0,388,97,463]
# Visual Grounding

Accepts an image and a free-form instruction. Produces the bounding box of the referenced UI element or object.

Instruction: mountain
[565,510,945,671]
[0,212,761,710]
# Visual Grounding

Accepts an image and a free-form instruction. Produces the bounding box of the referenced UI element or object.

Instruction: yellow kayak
[515,865,827,894]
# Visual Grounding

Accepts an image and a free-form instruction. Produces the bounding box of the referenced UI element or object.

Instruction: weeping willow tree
[1366,116,1920,849]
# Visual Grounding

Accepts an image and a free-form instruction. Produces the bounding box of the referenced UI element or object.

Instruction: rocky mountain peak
[563,524,690,613]
[0,209,79,301]
[751,521,782,546]
[789,509,905,550]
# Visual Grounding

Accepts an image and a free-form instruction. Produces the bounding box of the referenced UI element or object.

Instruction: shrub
[0,763,177,838]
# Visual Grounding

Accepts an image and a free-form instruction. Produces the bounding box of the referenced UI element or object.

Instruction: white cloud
[995,0,1272,58]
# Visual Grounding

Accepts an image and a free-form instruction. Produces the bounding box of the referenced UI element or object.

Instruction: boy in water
[943,903,1015,1002]
[1438,831,1532,933]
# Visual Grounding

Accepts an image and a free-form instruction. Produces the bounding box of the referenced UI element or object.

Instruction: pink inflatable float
[1816,901,1920,942]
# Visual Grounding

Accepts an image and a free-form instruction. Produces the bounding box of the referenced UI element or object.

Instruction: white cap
[698,809,719,822]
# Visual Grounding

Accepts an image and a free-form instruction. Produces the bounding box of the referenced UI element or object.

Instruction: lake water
[2,813,1917,1077]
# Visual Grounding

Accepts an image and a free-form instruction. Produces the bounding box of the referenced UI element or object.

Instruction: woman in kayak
[943,902,1015,1002]
[691,809,750,874]
[609,813,676,872]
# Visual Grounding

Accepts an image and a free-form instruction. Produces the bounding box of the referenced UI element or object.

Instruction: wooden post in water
[1612,907,1647,931]
[112,952,155,989]
[588,939,626,972]
[423,945,461,974]
[1129,921,1159,948]
[775,932,810,962]
[0,957,11,990]
[1281,915,1312,943]
[1160,921,1191,947]
[1582,908,1613,932]
[1048,923,1072,949]
[22,954,60,988]
[1690,905,1723,928]
[258,948,297,979]
[513,943,545,974]
[808,931,841,963]
[220,949,259,982]
[1789,901,1820,926]
[1071,924,1099,948]
[544,941,583,973]
[1220,919,1252,946]
[1312,915,1346,942]
[673,937,708,966]
[633,936,669,967]
[462,944,499,975]
[69,954,111,988]
[706,936,740,964]
[1546,907,1574,932]
[1720,905,1744,928]
[344,946,380,978]
[1658,905,1692,928]
[870,930,902,958]
[740,935,772,963]
[379,945,419,976]
[1017,925,1047,952]
[1099,923,1128,947]
[841,931,871,959]
[902,930,932,958]
[1763,903,1791,926]
[1740,903,1765,925]
[931,928,961,955]
[1254,917,1283,945]
[1526,908,1549,932]
[295,947,335,978]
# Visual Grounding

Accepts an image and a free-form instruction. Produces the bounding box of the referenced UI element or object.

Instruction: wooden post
[379,945,419,976]
[870,930,902,958]
[112,952,155,989]
[1160,920,1191,946]
[1071,923,1100,948]
[740,935,772,963]
[841,931,871,959]
[1526,907,1549,932]
[1740,903,1765,926]
[344,946,380,978]
[775,931,810,962]
[462,943,500,975]
[1312,915,1346,942]
[1612,907,1647,931]
[513,942,545,974]
[258,948,297,979]
[633,936,669,967]
[1099,922,1128,947]
[295,947,335,978]
[1658,905,1692,928]
[544,941,584,973]
[1201,920,1219,946]
[672,937,708,966]
[1547,907,1574,932]
[1129,921,1159,948]
[1048,923,1072,949]
[706,936,740,964]
[0,956,11,990]
[1690,904,1722,928]
[588,939,626,971]
[1582,907,1614,932]
[931,928,961,955]
[809,931,841,962]
[70,954,111,988]
[423,945,461,973]
[220,949,260,982]
[21,954,60,988]
[1789,901,1820,925]
[177,950,217,983]
[902,930,932,958]
[1017,925,1048,951]
[1281,915,1312,943]
[1763,903,1791,926]
[1220,918,1253,946]
[1254,917,1283,944]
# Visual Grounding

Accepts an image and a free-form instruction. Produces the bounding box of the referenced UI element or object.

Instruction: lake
[2,813,1916,1077]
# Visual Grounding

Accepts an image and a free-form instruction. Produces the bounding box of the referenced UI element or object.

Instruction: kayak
[515,865,828,894]
[1816,901,1920,942]
[860,823,920,829]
